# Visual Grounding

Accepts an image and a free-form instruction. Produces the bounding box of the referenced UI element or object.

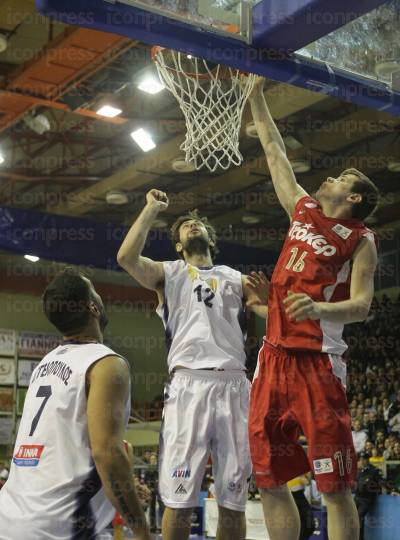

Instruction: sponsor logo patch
[172,468,191,479]
[288,221,337,256]
[175,483,187,494]
[313,458,333,475]
[332,224,353,240]
[13,444,44,467]
[305,202,318,209]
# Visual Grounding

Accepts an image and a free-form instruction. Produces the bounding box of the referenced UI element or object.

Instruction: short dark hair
[343,168,379,220]
[170,209,219,259]
[43,268,92,335]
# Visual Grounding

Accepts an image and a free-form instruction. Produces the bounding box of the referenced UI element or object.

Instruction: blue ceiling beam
[0,206,275,270]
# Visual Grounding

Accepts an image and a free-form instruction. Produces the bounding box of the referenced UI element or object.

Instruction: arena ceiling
[0,0,400,255]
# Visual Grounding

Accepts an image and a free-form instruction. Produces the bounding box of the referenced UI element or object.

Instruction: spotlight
[23,113,51,135]
[130,128,156,152]
[0,33,7,53]
[96,104,122,118]
[137,76,164,95]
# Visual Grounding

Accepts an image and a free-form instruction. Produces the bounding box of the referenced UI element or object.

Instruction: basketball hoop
[152,47,256,172]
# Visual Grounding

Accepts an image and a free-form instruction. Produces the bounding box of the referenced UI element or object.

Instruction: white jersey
[156,260,246,371]
[0,343,130,540]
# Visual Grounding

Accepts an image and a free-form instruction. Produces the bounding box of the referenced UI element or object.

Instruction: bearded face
[177,219,214,258]
[183,234,210,257]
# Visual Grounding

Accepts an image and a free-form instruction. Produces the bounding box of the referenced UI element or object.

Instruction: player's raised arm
[249,77,308,216]
[117,189,168,291]
[87,355,151,540]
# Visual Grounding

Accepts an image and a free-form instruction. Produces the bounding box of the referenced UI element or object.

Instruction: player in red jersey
[248,78,378,540]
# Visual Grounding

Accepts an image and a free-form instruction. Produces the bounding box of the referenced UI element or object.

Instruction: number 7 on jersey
[29,385,52,436]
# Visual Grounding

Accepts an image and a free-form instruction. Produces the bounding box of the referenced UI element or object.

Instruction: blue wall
[365,495,400,540]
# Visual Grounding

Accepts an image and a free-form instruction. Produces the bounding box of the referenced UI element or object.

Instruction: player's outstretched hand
[133,477,152,508]
[244,271,269,307]
[146,189,169,212]
[283,291,321,321]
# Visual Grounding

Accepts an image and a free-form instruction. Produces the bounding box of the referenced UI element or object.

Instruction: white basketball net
[153,49,256,172]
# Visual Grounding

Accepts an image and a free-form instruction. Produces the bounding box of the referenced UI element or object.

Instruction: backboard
[114,0,254,41]
[37,0,400,116]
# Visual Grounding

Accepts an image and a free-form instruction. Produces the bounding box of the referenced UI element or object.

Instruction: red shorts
[249,340,357,493]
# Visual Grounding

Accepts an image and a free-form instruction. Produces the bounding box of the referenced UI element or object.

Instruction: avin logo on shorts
[13,444,44,467]
[175,483,187,494]
[172,468,191,478]
[227,481,242,492]
[313,458,333,475]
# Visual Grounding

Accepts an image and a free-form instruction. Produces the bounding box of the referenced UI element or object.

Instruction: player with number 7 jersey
[0,270,151,540]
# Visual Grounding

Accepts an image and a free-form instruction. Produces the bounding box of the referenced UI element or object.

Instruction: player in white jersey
[117,189,268,540]
[0,269,151,540]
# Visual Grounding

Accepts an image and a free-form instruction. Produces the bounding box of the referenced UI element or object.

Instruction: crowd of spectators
[346,294,400,473]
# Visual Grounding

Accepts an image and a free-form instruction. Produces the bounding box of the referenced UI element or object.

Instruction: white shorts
[158,369,252,512]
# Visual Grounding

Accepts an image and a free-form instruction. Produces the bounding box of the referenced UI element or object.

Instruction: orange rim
[151,46,239,80]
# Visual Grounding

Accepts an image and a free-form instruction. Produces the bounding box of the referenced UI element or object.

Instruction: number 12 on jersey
[286,247,308,273]
[193,284,215,308]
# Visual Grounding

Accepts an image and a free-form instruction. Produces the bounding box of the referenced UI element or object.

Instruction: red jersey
[266,196,375,354]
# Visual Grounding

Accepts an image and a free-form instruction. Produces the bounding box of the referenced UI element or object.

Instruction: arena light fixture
[137,76,164,95]
[24,255,40,263]
[283,135,304,150]
[152,218,168,229]
[245,122,258,138]
[171,157,196,173]
[130,128,156,152]
[0,33,7,53]
[387,160,400,173]
[23,113,51,135]
[0,153,4,164]
[96,104,122,118]
[106,190,129,205]
[242,214,261,225]
[290,159,311,173]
